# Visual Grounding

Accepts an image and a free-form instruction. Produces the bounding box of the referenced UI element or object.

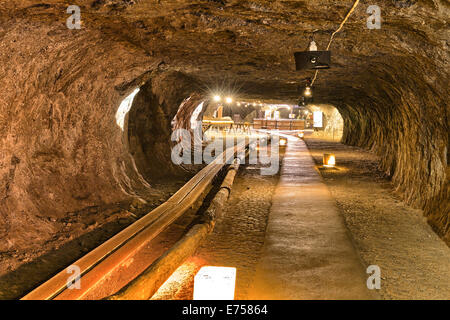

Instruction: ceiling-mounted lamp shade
[294,51,331,70]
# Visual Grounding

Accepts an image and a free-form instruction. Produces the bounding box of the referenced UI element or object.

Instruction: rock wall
[338,58,449,243]
[0,13,199,251]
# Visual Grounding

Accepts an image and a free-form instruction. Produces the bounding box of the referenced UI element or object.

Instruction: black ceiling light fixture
[294,50,331,70]
[294,35,331,70]
[293,0,360,83]
[294,36,326,107]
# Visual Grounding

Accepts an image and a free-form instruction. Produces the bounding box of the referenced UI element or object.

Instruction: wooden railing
[253,119,306,131]
[22,142,248,300]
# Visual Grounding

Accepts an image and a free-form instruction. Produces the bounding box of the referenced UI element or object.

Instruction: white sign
[313,111,323,128]
[193,266,236,300]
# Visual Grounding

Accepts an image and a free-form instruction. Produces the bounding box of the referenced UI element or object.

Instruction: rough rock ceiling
[3,0,448,103]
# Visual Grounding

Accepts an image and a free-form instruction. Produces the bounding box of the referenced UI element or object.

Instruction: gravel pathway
[153,156,280,300]
[304,137,450,300]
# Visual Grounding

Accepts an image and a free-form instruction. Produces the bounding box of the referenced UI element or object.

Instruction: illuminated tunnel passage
[152,143,280,300]
[0,0,448,300]
[152,131,450,300]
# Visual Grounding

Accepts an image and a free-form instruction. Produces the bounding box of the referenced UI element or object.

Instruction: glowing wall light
[298,132,304,139]
[225,97,233,104]
[323,153,336,167]
[115,88,140,131]
[213,95,221,102]
[190,101,205,130]
[193,266,236,300]
[279,138,288,146]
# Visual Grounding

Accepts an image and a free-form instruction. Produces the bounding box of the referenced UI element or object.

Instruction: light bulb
[304,86,312,97]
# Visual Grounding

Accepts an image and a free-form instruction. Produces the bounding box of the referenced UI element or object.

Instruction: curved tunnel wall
[337,57,449,243]
[0,18,200,251]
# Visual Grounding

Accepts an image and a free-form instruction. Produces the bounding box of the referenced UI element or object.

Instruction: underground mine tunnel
[0,0,448,303]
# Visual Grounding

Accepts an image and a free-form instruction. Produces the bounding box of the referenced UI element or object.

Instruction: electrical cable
[311,0,360,86]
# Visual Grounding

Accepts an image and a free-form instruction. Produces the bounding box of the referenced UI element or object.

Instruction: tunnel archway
[126,71,204,182]
[0,1,448,255]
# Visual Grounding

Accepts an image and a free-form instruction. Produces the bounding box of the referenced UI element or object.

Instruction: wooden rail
[106,158,242,300]
[253,119,305,130]
[22,142,248,300]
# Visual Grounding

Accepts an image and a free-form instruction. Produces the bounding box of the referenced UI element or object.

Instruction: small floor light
[298,132,304,139]
[323,153,336,167]
[193,266,236,300]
